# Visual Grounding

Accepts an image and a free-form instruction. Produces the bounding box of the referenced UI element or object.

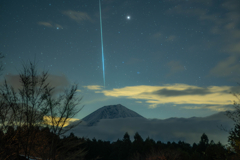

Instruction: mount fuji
[67,105,232,144]
[82,104,145,126]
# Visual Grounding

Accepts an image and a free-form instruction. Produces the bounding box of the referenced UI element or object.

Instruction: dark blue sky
[1,0,240,120]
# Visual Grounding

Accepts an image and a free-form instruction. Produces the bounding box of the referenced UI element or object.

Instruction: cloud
[224,22,236,30]
[62,10,93,23]
[168,0,213,5]
[135,101,142,103]
[37,21,63,29]
[152,32,162,39]
[84,85,103,90]
[3,74,21,90]
[98,84,235,109]
[182,105,234,112]
[166,5,208,19]
[44,116,79,127]
[67,112,233,144]
[222,0,240,12]
[209,56,240,77]
[46,74,69,87]
[165,35,177,42]
[203,105,235,112]
[166,60,185,76]
[153,88,210,97]
[227,41,240,53]
[83,84,239,111]
[166,0,240,56]
[151,32,177,43]
[3,74,70,94]
[38,22,53,27]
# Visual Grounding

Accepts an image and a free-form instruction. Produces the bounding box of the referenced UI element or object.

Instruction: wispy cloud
[84,85,103,90]
[62,10,93,23]
[44,116,79,127]
[165,0,240,79]
[38,21,53,27]
[152,32,162,39]
[209,55,240,77]
[165,35,177,42]
[135,101,142,103]
[166,60,185,76]
[182,105,234,112]
[3,74,70,94]
[37,21,63,29]
[151,32,177,42]
[203,105,234,112]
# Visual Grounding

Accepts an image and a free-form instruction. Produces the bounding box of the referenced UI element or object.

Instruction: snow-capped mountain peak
[82,104,145,126]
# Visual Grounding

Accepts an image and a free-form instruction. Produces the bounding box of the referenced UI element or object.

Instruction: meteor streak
[99,0,105,87]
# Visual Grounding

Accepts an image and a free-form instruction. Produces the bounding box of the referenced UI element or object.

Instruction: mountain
[82,104,145,126]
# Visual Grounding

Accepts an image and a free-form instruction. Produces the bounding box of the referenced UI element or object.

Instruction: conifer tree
[122,132,132,159]
[132,132,144,157]
[197,133,209,154]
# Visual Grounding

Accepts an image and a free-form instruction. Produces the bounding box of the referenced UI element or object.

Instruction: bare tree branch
[0,61,85,160]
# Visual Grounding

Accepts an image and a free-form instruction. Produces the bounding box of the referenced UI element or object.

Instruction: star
[127,16,131,20]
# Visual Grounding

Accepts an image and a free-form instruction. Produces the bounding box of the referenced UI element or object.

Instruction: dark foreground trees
[0,62,84,160]
[2,130,230,160]
[69,132,235,160]
[226,92,240,158]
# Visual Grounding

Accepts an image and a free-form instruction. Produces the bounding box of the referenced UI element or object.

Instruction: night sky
[1,0,240,127]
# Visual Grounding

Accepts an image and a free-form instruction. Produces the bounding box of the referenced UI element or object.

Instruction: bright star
[127,16,131,20]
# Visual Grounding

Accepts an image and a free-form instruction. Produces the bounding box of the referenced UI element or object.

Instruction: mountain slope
[82,104,145,126]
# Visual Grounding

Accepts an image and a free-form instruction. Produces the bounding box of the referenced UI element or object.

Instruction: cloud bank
[67,112,233,144]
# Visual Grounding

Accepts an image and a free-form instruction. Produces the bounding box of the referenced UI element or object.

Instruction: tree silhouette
[226,92,240,158]
[121,132,132,159]
[197,133,209,154]
[0,62,84,160]
[132,132,144,157]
